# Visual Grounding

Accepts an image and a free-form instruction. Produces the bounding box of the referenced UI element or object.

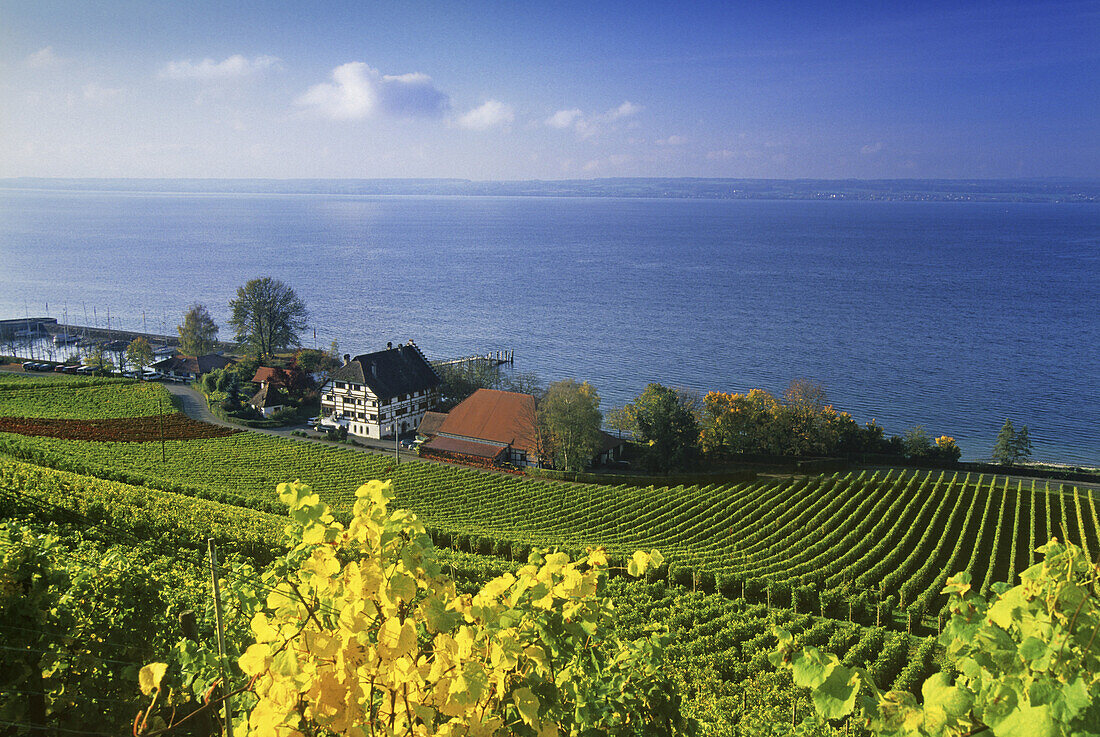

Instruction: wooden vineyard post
[208,539,234,737]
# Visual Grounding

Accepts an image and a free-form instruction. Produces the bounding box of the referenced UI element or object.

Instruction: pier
[432,349,515,369]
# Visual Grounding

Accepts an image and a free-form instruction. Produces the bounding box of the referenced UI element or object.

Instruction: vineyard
[1,458,926,735]
[1,374,1097,734]
[0,378,173,418]
[1,421,1096,623]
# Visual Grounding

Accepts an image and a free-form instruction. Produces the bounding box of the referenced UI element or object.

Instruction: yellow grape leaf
[355,479,394,505]
[251,612,281,643]
[138,662,167,695]
[239,643,272,677]
[587,548,608,567]
[480,572,517,601]
[544,552,570,573]
[628,550,650,577]
[525,644,549,673]
[513,687,540,726]
[378,616,417,660]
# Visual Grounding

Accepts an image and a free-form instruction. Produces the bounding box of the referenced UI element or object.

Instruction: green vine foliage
[0,523,208,732]
[771,539,1100,736]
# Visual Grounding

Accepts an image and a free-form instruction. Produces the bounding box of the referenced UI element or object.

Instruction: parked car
[399,439,417,450]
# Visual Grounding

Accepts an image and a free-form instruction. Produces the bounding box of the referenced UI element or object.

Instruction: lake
[1,187,1097,465]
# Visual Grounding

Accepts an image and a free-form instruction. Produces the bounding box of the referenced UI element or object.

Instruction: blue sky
[2,1,1097,179]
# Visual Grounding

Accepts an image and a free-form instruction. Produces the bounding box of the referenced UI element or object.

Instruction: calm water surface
[1,189,1097,464]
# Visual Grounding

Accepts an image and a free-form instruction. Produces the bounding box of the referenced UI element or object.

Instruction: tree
[435,361,501,410]
[125,337,153,378]
[604,405,634,439]
[629,383,700,473]
[177,303,218,356]
[1013,425,1033,464]
[228,277,308,359]
[294,348,340,385]
[87,346,114,375]
[539,379,603,472]
[773,538,1100,736]
[500,370,545,400]
[902,424,933,458]
[992,419,1032,465]
[933,435,962,463]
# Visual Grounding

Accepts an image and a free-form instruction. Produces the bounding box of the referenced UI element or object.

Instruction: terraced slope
[0,375,1094,620]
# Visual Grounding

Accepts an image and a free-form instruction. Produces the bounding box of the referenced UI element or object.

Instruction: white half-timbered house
[319,341,441,439]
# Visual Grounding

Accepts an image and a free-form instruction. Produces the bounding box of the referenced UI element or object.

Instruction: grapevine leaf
[138,662,167,696]
[810,662,860,720]
[513,687,540,726]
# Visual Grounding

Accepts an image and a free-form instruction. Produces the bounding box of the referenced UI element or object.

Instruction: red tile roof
[417,411,447,437]
[436,389,538,453]
[420,435,507,460]
[252,366,285,385]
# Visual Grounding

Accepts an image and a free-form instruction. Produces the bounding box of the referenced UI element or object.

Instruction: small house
[248,381,289,418]
[150,354,235,381]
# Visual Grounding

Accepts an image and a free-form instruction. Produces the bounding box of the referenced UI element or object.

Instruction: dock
[432,349,514,368]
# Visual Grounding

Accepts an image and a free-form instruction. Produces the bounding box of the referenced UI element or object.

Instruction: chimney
[343,354,350,366]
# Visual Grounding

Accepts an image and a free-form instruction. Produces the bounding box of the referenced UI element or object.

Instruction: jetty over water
[432,349,514,369]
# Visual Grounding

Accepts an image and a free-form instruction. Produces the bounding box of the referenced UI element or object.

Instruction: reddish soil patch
[0,413,242,442]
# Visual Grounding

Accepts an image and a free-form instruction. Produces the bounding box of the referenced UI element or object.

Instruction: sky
[2,0,1098,180]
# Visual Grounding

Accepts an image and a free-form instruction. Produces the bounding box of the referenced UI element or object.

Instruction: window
[381,398,391,406]
[368,414,377,422]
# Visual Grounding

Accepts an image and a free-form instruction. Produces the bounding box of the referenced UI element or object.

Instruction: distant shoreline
[2,177,1098,203]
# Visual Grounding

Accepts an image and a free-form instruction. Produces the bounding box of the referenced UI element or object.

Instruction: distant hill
[2,177,1098,202]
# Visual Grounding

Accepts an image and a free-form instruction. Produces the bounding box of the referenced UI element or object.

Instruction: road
[161,382,419,461]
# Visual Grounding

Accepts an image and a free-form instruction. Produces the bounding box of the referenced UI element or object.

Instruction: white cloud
[160,54,281,80]
[707,149,736,160]
[545,109,583,129]
[25,46,64,69]
[861,141,885,155]
[457,99,514,130]
[657,134,688,146]
[546,100,642,138]
[605,101,641,121]
[297,62,449,120]
[82,83,125,101]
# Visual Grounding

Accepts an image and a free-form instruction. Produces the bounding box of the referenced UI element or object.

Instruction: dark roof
[436,388,538,454]
[420,435,507,460]
[417,411,448,437]
[249,383,288,410]
[329,342,440,399]
[599,430,626,454]
[151,354,235,375]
